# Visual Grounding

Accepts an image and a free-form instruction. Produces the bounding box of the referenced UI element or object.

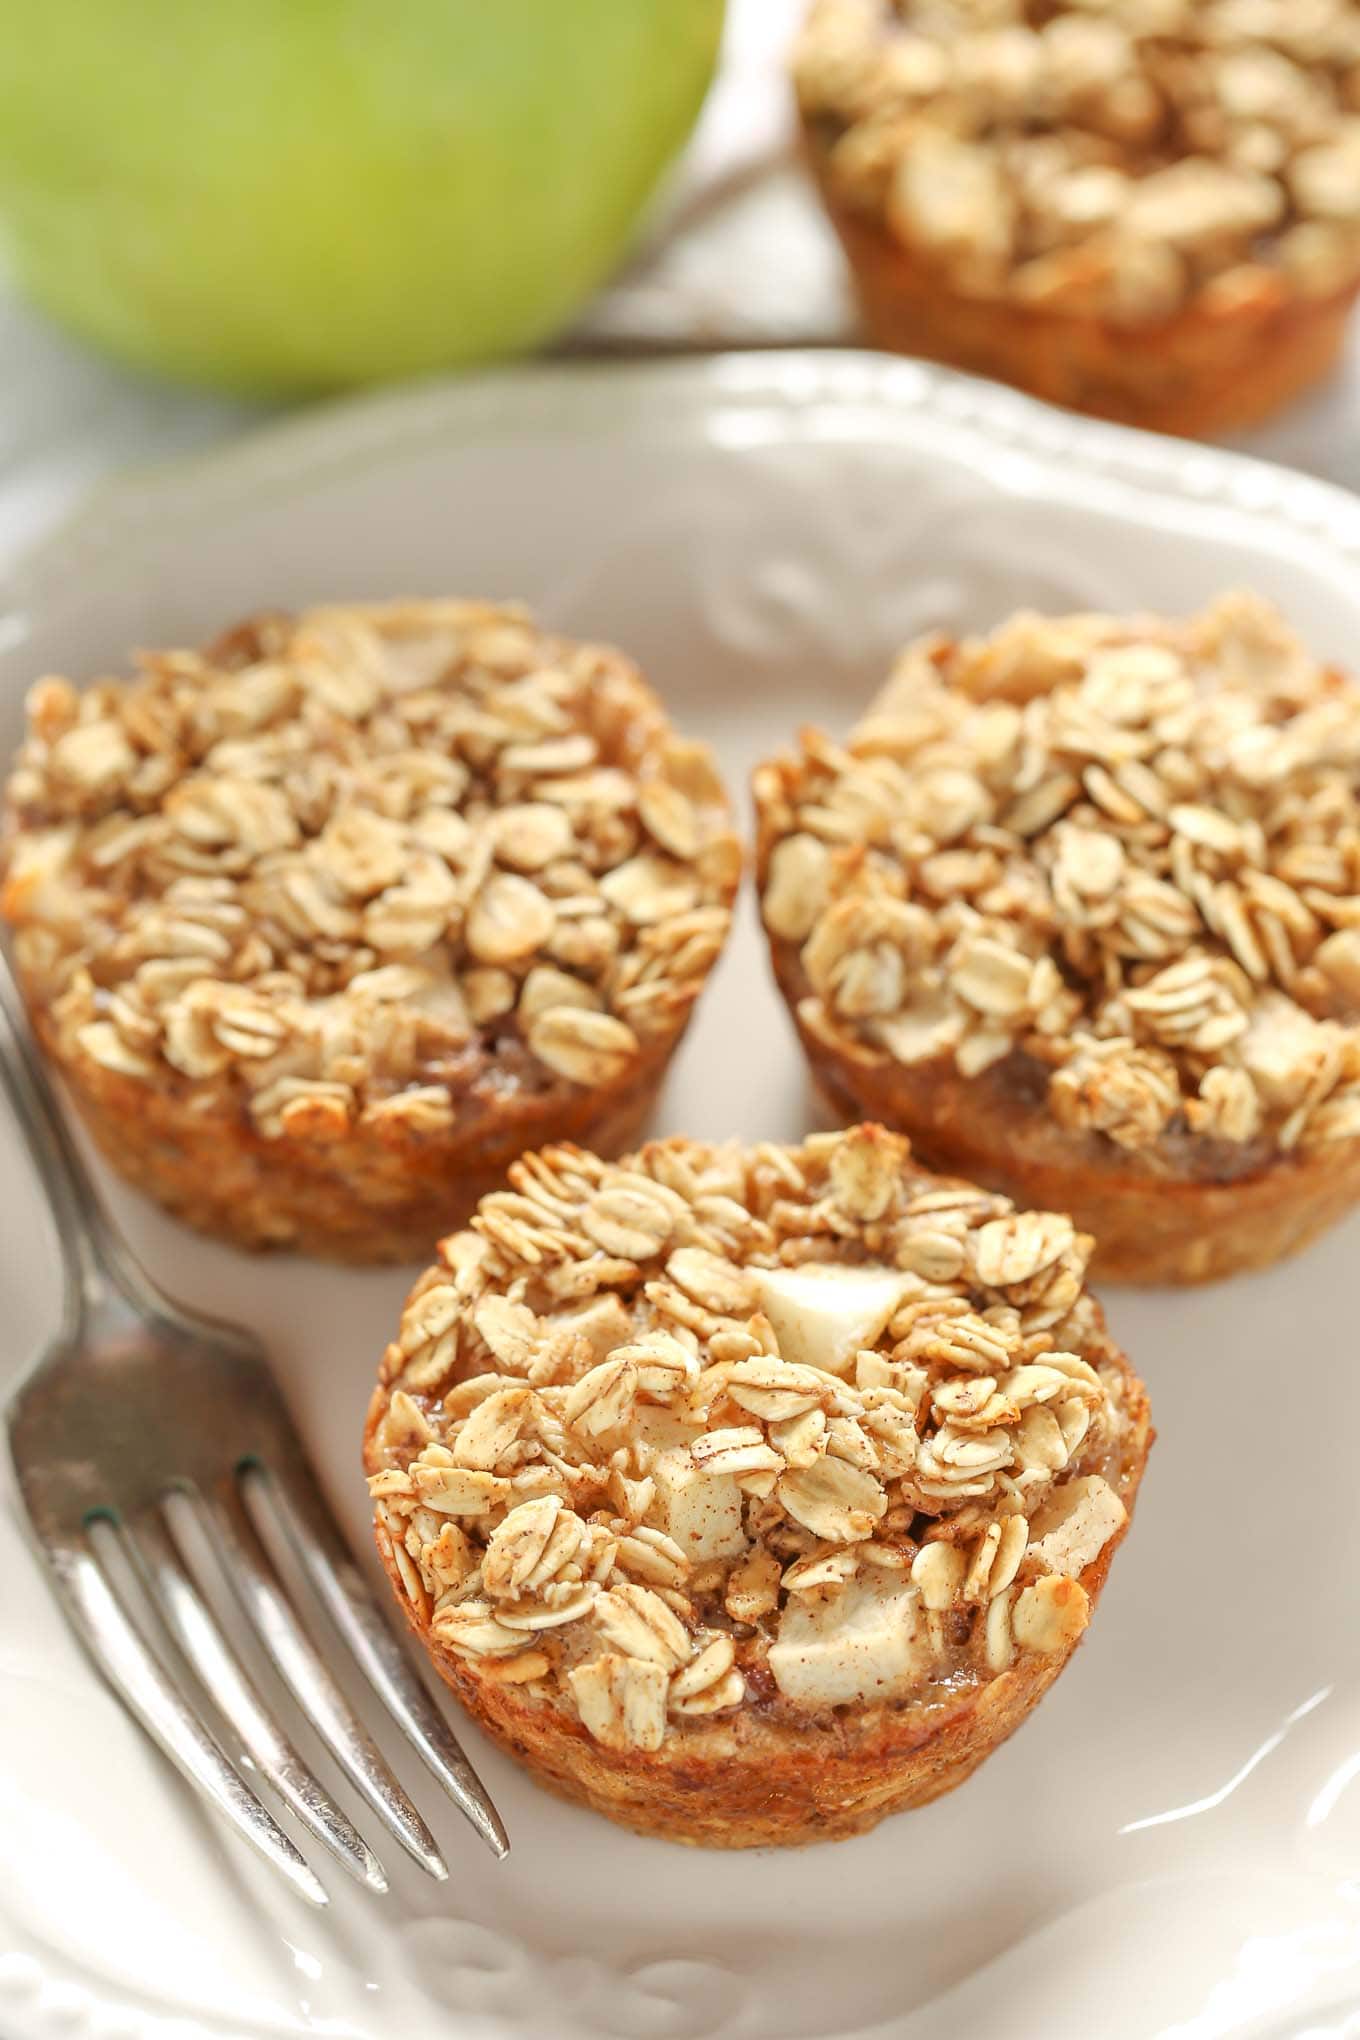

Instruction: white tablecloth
[4,0,1360,574]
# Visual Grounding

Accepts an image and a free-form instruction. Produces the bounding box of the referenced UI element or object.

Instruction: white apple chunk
[556,1294,634,1364]
[1028,1475,1126,1577]
[754,1264,914,1378]
[651,1447,747,1562]
[1237,991,1332,1109]
[627,1406,698,1456]
[769,1574,928,1709]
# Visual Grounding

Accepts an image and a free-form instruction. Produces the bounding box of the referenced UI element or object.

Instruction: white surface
[576,0,1360,507]
[2,353,1360,2040]
[5,0,1360,581]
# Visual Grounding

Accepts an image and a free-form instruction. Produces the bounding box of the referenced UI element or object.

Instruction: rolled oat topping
[367,1127,1136,1749]
[755,595,1360,1156]
[794,0,1360,317]
[2,603,740,1136]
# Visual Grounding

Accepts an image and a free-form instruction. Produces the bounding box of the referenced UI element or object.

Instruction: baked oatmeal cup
[755,596,1360,1286]
[1,602,740,1260]
[365,1124,1151,1848]
[793,0,1360,436]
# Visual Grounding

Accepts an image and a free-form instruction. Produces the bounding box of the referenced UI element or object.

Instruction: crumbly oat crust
[795,0,1360,321]
[755,595,1360,1177]
[364,1126,1149,1841]
[2,602,739,1256]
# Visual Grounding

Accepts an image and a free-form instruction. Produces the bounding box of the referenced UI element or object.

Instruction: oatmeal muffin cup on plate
[754,595,1360,1286]
[792,0,1360,435]
[365,1124,1151,1847]
[1,602,740,1260]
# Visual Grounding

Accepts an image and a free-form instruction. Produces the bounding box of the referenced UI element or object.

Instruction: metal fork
[0,956,508,1906]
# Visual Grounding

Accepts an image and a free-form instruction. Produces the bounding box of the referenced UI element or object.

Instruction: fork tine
[127,1500,389,1894]
[51,1536,328,1909]
[248,1462,510,1860]
[208,1480,450,1882]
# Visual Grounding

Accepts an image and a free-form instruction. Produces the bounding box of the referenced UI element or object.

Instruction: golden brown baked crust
[1,601,740,1259]
[753,598,1360,1285]
[785,968,1360,1286]
[808,144,1358,437]
[27,1016,672,1263]
[364,1126,1152,1846]
[373,1511,1137,1846]
[793,0,1360,434]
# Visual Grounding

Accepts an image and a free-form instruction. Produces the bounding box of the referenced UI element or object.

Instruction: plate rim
[4,350,1360,640]
[5,348,1360,2040]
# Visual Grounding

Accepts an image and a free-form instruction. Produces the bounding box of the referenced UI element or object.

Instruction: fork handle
[0,948,131,1322]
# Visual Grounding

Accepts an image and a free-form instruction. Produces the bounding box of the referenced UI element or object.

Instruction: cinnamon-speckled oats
[756,595,1360,1162]
[795,0,1360,319]
[2,601,740,1256]
[366,1126,1145,1768]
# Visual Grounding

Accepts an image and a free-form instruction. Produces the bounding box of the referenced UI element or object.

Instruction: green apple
[0,0,724,392]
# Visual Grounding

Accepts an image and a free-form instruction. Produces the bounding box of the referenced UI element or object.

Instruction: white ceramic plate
[3,354,1360,2040]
